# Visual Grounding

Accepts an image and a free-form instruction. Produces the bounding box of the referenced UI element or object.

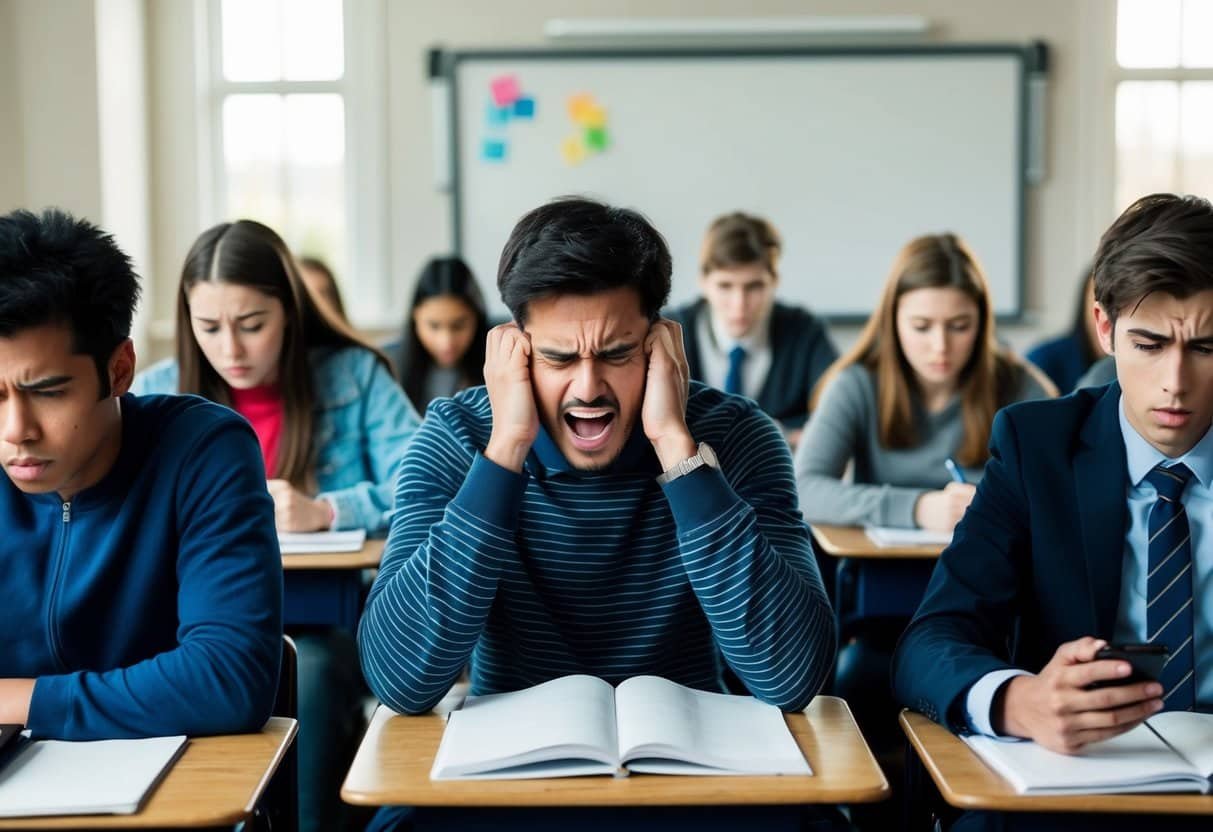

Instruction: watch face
[699,442,718,469]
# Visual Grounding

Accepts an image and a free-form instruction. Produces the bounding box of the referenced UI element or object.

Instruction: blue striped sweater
[358,383,835,714]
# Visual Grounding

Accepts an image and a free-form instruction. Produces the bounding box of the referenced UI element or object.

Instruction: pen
[944,457,968,485]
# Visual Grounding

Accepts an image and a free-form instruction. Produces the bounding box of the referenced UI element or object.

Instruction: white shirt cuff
[965,668,1033,738]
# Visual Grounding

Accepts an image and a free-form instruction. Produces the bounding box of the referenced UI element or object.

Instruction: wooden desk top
[901,710,1213,815]
[810,524,944,559]
[0,717,298,829]
[281,538,384,570]
[342,695,889,808]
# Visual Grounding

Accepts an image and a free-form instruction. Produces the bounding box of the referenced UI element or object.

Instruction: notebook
[0,733,187,817]
[963,710,1213,794]
[278,529,366,554]
[863,526,953,548]
[430,674,812,780]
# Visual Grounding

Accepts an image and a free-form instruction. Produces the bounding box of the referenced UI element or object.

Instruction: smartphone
[1088,644,1169,689]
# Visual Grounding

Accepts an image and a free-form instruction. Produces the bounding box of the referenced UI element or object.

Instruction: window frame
[199,0,391,327]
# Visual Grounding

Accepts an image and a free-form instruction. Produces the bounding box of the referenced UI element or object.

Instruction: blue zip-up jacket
[1,393,283,740]
[134,346,420,534]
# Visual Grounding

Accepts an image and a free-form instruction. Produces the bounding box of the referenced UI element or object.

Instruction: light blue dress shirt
[964,396,1213,736]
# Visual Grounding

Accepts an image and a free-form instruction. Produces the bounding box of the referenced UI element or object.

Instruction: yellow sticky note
[583,106,607,129]
[560,135,587,165]
[567,94,595,125]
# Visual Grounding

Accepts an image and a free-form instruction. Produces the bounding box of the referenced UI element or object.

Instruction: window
[205,0,388,324]
[1114,0,1213,211]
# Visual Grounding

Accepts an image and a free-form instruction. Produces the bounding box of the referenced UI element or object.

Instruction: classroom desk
[900,710,1213,816]
[0,717,298,830]
[341,695,889,808]
[809,524,945,560]
[281,539,384,632]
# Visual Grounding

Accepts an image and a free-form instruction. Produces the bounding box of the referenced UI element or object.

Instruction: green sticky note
[584,126,608,152]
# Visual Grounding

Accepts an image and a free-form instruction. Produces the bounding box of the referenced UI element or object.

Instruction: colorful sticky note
[584,126,609,152]
[481,138,507,162]
[486,100,511,126]
[560,135,586,166]
[513,96,536,119]
[567,93,596,125]
[490,75,521,108]
[583,105,607,129]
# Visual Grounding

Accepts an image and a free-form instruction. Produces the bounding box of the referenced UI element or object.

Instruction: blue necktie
[1145,462,1196,711]
[724,345,746,396]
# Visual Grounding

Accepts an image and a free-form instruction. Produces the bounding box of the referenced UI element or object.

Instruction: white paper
[963,726,1210,795]
[0,734,186,817]
[278,529,366,554]
[863,526,952,548]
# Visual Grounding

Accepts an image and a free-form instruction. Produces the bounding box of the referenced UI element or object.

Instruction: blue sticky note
[486,100,512,126]
[513,96,535,119]
[481,138,507,161]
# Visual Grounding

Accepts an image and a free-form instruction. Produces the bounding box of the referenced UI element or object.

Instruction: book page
[430,675,619,779]
[0,734,186,817]
[963,726,1210,794]
[614,676,811,776]
[864,526,952,547]
[277,530,366,553]
[1148,711,1213,778]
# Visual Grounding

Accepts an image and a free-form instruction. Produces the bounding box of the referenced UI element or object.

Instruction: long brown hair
[175,220,389,487]
[812,233,1049,467]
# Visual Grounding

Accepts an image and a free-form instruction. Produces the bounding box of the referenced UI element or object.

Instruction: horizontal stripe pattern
[358,385,835,715]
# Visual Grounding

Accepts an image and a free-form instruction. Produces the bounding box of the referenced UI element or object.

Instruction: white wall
[137,0,1118,353]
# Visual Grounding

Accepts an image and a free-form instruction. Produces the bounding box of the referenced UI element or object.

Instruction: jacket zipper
[44,500,71,671]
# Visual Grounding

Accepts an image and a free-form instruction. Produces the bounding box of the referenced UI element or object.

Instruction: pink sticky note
[490,75,521,108]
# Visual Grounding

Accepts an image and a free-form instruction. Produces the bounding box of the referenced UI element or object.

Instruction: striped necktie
[1145,462,1196,711]
[724,345,747,396]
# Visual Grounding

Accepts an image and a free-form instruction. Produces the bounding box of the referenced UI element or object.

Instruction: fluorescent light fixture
[545,16,930,40]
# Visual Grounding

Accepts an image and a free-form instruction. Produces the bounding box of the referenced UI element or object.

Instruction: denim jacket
[133,347,420,534]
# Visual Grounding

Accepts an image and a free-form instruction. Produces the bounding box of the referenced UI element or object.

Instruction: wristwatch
[656,442,719,486]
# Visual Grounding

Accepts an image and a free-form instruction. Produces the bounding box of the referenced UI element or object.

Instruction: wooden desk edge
[342,696,890,807]
[809,525,942,559]
[900,710,1213,815]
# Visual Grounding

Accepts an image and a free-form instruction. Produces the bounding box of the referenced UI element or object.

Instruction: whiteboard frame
[443,44,1033,323]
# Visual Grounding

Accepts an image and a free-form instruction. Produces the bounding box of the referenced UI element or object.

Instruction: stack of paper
[864,526,952,548]
[0,734,187,817]
[278,529,367,554]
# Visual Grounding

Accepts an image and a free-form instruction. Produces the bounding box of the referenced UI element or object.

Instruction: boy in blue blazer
[894,193,1213,832]
[0,209,282,740]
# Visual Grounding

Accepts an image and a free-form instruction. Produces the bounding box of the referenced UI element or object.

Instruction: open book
[964,710,1213,794]
[278,529,366,554]
[431,674,812,780]
[0,733,186,817]
[864,526,952,548]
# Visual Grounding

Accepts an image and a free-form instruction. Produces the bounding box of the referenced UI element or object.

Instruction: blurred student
[134,219,420,832]
[391,256,488,414]
[0,209,281,740]
[298,255,349,324]
[1026,269,1103,392]
[667,212,837,445]
[794,232,1054,754]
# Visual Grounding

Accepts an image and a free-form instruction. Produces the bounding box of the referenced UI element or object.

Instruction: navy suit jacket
[892,382,1131,730]
[666,299,837,430]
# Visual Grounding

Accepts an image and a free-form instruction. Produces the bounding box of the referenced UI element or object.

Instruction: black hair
[397,256,489,412]
[1094,193,1213,329]
[496,197,672,324]
[0,208,140,397]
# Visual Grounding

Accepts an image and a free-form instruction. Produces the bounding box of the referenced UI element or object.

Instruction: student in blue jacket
[0,208,282,740]
[134,219,420,832]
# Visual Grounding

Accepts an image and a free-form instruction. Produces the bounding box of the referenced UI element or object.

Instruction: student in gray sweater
[794,232,1054,779]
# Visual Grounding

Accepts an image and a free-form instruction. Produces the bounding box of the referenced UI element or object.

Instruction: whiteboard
[448,47,1027,321]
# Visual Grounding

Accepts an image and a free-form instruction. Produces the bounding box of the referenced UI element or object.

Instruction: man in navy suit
[893,193,1213,831]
